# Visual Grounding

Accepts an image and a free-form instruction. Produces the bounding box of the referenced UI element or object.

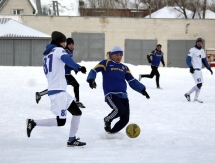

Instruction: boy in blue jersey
[184,38,213,103]
[35,38,85,108]
[87,46,150,134]
[139,44,165,89]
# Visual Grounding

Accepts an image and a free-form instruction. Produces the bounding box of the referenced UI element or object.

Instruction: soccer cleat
[67,138,86,147]
[76,101,85,108]
[104,120,111,133]
[26,119,36,138]
[194,99,203,103]
[184,93,190,102]
[35,92,41,104]
[138,74,142,81]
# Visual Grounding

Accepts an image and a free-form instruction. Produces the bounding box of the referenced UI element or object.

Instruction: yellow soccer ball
[126,123,141,138]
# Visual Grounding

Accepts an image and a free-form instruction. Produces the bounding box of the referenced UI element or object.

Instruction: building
[0,0,37,15]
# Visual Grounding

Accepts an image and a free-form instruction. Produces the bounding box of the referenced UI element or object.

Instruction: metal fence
[0,38,51,66]
[71,32,105,63]
[124,39,157,65]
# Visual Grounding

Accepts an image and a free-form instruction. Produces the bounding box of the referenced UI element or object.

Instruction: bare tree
[208,0,215,12]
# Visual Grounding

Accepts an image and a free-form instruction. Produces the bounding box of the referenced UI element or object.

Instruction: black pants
[104,94,130,133]
[141,66,160,87]
[65,75,80,101]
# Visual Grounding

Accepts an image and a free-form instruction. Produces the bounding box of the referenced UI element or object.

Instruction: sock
[34,118,58,126]
[69,116,81,138]
[39,89,48,96]
[68,136,76,142]
[194,88,201,100]
[187,86,198,95]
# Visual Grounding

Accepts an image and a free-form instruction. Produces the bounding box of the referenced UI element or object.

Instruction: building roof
[0,18,50,37]
[145,6,215,19]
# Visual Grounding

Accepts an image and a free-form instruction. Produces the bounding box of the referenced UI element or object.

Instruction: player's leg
[110,99,130,134]
[141,66,155,79]
[27,92,67,138]
[193,70,203,102]
[153,67,161,88]
[65,75,85,108]
[35,89,48,104]
[104,94,127,133]
[66,93,86,146]
[185,70,203,102]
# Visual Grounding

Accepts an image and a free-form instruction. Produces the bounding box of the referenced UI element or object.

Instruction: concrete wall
[2,15,215,64]
[0,0,34,15]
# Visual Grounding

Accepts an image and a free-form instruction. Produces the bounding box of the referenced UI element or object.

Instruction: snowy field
[1,62,215,163]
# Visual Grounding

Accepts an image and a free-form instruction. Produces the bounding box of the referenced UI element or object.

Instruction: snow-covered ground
[1,62,215,163]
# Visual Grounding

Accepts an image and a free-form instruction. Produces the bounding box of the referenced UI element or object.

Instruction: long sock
[187,86,198,95]
[34,118,57,126]
[194,88,201,100]
[69,116,81,138]
[39,89,48,96]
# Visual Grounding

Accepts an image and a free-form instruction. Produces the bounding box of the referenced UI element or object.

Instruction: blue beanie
[111,46,123,55]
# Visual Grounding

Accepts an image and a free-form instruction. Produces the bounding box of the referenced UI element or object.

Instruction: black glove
[209,69,213,75]
[78,66,86,74]
[148,60,152,63]
[141,89,150,99]
[89,80,97,89]
[190,67,195,74]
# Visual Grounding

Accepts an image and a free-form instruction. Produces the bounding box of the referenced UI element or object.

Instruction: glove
[78,66,86,74]
[89,80,97,89]
[209,69,213,75]
[148,60,152,63]
[163,64,165,67]
[141,89,150,99]
[190,67,194,74]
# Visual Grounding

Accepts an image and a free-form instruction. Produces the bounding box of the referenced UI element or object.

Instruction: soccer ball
[126,123,141,138]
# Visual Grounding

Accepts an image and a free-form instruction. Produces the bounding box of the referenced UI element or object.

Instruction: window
[13,9,24,15]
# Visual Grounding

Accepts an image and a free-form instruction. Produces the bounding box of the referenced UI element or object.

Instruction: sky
[1,62,215,163]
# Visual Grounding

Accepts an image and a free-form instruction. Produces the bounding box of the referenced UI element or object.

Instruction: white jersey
[43,47,68,91]
[188,47,206,69]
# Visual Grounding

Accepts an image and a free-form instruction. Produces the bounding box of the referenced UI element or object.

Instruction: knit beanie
[111,46,123,55]
[196,37,203,43]
[51,31,66,43]
[67,38,74,45]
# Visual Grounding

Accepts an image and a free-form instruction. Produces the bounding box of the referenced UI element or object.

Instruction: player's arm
[61,54,80,71]
[147,51,153,63]
[161,53,165,67]
[202,52,213,74]
[125,67,150,99]
[86,60,107,89]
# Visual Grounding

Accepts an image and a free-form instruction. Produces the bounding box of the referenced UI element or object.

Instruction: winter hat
[157,44,162,47]
[196,37,203,43]
[51,31,66,43]
[67,38,74,45]
[111,46,123,55]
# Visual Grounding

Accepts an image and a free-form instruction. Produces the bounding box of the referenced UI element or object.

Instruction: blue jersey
[148,50,164,67]
[65,49,74,75]
[87,59,145,100]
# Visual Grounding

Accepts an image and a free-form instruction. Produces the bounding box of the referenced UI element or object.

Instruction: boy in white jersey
[26,31,87,146]
[185,38,213,103]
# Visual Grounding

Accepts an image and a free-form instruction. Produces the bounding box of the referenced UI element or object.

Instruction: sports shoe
[157,87,163,90]
[184,93,190,102]
[194,99,203,103]
[35,92,41,104]
[26,119,36,138]
[139,74,142,81]
[104,120,111,133]
[67,137,86,147]
[76,101,85,108]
